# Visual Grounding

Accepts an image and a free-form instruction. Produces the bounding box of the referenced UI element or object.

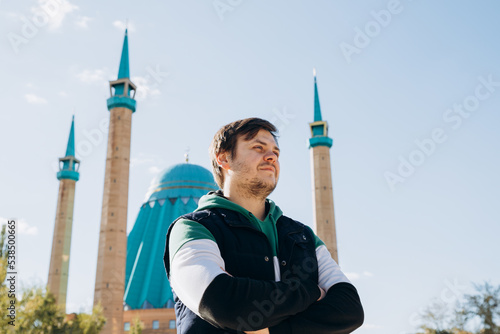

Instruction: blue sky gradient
[1,1,499,333]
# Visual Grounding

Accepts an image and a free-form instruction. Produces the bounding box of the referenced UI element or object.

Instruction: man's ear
[216,152,230,170]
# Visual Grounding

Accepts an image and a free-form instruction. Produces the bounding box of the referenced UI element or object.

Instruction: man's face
[224,129,280,199]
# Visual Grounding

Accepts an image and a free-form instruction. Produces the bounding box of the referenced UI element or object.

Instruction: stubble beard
[240,177,277,200]
[232,161,277,200]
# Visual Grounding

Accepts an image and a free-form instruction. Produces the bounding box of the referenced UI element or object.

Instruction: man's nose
[265,151,277,162]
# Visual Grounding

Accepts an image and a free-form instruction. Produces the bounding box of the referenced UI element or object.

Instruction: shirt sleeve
[168,218,216,264]
[316,244,351,291]
[170,238,226,316]
[302,225,350,291]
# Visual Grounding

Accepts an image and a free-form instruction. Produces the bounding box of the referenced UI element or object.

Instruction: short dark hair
[209,118,278,188]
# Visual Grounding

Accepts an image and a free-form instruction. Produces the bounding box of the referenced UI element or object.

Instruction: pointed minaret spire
[313,68,323,122]
[48,116,80,310]
[107,29,136,112]
[58,115,80,181]
[117,29,130,79]
[64,115,76,157]
[308,69,338,263]
[309,70,332,142]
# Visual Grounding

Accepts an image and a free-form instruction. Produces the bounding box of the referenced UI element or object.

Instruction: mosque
[47,30,338,334]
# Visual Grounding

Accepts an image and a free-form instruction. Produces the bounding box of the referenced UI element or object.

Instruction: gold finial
[184,147,190,163]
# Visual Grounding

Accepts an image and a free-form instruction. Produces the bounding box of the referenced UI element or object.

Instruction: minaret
[308,69,339,263]
[94,29,137,334]
[48,115,80,309]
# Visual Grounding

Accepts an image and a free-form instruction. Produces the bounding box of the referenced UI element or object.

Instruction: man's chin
[245,178,277,199]
[261,180,278,197]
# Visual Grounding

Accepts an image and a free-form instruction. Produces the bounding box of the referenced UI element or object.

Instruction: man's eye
[254,146,263,150]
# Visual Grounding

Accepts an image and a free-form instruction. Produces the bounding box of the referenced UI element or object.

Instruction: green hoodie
[168,191,283,263]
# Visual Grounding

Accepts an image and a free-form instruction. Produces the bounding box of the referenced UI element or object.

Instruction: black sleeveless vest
[164,208,319,334]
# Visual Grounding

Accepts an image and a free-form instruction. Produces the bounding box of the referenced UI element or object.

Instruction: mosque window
[152,320,159,329]
[141,300,153,309]
[124,322,130,331]
[169,320,176,329]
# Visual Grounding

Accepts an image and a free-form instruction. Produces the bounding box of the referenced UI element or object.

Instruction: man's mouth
[259,165,275,172]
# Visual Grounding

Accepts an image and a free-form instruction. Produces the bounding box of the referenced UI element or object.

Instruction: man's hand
[220,266,233,277]
[318,286,326,301]
[245,329,269,334]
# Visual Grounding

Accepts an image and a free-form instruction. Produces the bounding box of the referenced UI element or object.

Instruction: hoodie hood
[195,190,283,224]
[195,190,283,257]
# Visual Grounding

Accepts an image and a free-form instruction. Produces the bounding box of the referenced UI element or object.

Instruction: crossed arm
[169,238,364,333]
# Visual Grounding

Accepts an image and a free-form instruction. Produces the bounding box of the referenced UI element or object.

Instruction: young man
[164,118,364,333]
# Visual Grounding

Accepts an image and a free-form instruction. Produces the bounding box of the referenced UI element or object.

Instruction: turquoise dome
[145,163,218,202]
[124,163,218,310]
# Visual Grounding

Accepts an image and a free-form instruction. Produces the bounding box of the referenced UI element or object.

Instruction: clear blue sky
[1,1,499,333]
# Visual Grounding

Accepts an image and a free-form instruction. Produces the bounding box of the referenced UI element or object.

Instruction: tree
[416,282,500,334]
[464,282,500,334]
[14,285,106,333]
[418,300,452,333]
[130,317,143,334]
[76,304,106,334]
[16,287,66,333]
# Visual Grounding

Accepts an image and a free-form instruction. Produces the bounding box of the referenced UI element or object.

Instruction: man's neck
[222,185,267,221]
